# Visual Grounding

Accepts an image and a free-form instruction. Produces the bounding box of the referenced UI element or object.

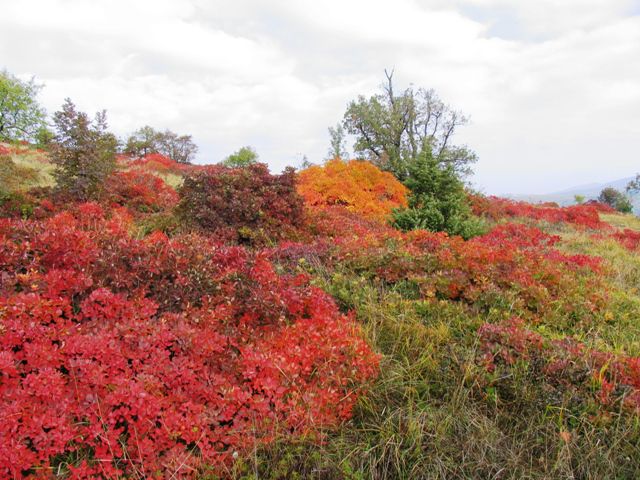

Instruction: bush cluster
[177,163,304,244]
[103,169,179,213]
[128,152,192,175]
[0,206,379,477]
[479,318,640,413]
[470,194,611,229]
[272,208,606,326]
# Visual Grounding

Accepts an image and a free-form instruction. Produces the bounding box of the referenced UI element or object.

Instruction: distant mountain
[504,176,639,212]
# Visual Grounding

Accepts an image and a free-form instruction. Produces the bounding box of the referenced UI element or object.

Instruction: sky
[1,0,639,194]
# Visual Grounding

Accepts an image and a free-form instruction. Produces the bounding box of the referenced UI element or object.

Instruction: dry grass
[3,144,185,191]
[601,213,640,231]
[11,153,55,188]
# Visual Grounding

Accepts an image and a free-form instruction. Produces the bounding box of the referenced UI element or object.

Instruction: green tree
[222,146,259,167]
[50,98,117,200]
[343,69,476,181]
[125,126,198,163]
[156,130,198,164]
[327,123,348,160]
[574,194,585,204]
[125,125,161,157]
[392,146,484,239]
[34,125,55,149]
[0,70,47,142]
[299,154,313,170]
[598,187,632,213]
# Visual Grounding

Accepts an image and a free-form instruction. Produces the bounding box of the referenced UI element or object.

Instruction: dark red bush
[177,163,304,244]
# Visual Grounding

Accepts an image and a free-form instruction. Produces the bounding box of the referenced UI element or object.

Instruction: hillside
[2,146,640,478]
[507,175,640,211]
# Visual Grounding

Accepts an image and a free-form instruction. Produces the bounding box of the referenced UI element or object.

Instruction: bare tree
[343,70,476,180]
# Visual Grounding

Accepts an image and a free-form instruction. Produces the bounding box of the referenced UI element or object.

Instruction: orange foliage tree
[297,159,408,222]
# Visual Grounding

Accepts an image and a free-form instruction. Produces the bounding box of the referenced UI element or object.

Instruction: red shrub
[0,209,379,477]
[177,163,304,244]
[103,169,178,213]
[478,318,544,367]
[131,152,191,175]
[290,209,605,318]
[611,228,640,251]
[470,195,609,230]
[585,200,617,213]
[478,319,640,412]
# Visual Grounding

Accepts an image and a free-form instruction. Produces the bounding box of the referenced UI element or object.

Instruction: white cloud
[1,0,639,193]
[460,0,635,35]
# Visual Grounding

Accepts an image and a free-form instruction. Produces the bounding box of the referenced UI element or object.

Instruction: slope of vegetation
[2,144,640,479]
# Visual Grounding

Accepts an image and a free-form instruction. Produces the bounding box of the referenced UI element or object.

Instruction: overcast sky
[2,0,639,194]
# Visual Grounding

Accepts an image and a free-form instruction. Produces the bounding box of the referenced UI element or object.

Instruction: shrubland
[2,100,640,478]
[0,201,378,478]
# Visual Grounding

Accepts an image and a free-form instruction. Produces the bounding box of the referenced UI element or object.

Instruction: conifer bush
[50,99,118,200]
[391,149,485,239]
